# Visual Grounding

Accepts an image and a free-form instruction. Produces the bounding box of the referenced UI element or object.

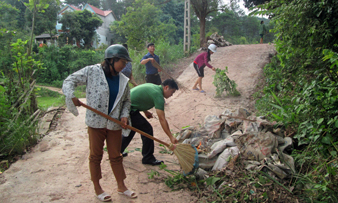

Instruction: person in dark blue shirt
[140,43,162,85]
[121,44,138,86]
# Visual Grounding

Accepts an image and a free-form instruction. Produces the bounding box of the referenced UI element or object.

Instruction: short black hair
[147,43,154,48]
[261,21,264,24]
[162,79,179,90]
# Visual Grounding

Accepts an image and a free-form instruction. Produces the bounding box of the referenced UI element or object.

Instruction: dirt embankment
[0,44,275,203]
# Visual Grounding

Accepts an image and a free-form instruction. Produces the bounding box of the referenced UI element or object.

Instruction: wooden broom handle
[79,101,170,147]
[220,114,257,122]
[151,60,173,79]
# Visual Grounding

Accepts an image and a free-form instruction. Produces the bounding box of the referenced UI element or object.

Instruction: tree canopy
[25,0,60,36]
[65,0,101,8]
[111,0,176,49]
[191,0,225,47]
[60,9,103,48]
[0,2,19,29]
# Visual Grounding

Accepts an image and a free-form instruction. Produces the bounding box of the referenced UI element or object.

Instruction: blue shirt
[121,62,132,79]
[141,52,160,75]
[105,74,120,114]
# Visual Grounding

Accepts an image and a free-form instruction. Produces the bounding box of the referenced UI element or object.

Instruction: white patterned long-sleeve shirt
[62,64,131,131]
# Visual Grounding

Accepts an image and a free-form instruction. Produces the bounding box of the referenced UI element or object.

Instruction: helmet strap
[106,58,117,75]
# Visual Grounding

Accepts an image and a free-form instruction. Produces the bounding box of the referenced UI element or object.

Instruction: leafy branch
[213,67,240,97]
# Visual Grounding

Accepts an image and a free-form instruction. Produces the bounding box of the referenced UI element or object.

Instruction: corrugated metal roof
[35,34,56,39]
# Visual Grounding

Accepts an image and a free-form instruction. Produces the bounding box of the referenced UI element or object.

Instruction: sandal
[200,90,206,93]
[96,192,112,202]
[192,88,199,90]
[118,189,137,199]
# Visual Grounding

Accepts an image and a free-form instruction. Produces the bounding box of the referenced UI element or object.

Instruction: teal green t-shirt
[130,83,165,111]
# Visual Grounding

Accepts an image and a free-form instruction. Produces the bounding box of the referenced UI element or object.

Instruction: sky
[223,0,250,15]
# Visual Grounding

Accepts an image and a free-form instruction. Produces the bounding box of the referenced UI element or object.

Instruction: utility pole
[184,0,191,53]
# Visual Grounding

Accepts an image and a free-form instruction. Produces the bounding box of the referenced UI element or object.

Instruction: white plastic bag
[212,146,239,171]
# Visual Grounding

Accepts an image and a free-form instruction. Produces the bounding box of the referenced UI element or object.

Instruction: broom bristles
[173,144,197,174]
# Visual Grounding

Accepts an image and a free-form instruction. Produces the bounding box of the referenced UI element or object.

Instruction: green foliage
[159,144,171,154]
[0,38,43,156]
[35,87,65,111]
[111,0,176,50]
[60,9,103,48]
[34,45,103,86]
[65,0,101,8]
[291,147,338,202]
[147,163,199,191]
[191,33,201,50]
[160,0,184,44]
[213,67,240,97]
[252,0,338,201]
[191,0,224,47]
[25,0,60,35]
[127,40,185,83]
[0,1,20,29]
[209,10,274,45]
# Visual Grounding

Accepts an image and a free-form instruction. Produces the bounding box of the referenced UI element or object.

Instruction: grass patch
[36,96,65,111]
[35,85,86,111]
[35,87,65,111]
[74,85,86,98]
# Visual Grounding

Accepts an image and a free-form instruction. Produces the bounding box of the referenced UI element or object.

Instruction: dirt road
[0,44,275,202]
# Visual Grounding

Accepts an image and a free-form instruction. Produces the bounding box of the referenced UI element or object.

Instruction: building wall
[95,13,114,47]
[56,7,76,32]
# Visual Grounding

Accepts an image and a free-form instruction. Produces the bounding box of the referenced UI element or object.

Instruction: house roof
[86,4,116,19]
[59,4,81,14]
[35,34,56,39]
[69,5,81,11]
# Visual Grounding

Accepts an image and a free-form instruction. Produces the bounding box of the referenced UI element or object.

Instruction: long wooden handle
[79,101,170,147]
[151,60,173,79]
[220,114,257,122]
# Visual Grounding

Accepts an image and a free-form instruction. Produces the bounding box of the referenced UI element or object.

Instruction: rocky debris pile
[176,108,295,180]
[206,32,232,48]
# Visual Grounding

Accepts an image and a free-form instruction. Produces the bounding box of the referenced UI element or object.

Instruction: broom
[151,60,188,92]
[78,100,198,174]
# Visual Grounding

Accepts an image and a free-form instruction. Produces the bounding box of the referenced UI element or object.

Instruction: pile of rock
[207,32,232,47]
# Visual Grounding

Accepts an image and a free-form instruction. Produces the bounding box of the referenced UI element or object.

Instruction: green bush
[0,86,39,156]
[253,0,338,201]
[35,45,104,85]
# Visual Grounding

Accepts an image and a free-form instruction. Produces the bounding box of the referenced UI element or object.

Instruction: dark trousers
[146,73,162,85]
[121,111,156,163]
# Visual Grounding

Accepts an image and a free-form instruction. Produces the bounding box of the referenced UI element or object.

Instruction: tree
[23,0,52,56]
[160,0,184,44]
[191,0,225,47]
[243,0,271,9]
[0,2,19,29]
[3,0,29,29]
[65,0,101,8]
[60,9,103,48]
[111,0,176,49]
[102,0,135,20]
[25,0,60,36]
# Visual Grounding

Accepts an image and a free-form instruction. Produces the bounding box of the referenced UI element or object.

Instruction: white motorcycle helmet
[208,44,217,53]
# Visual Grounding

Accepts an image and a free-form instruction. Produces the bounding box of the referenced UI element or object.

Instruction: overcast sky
[222,0,250,15]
